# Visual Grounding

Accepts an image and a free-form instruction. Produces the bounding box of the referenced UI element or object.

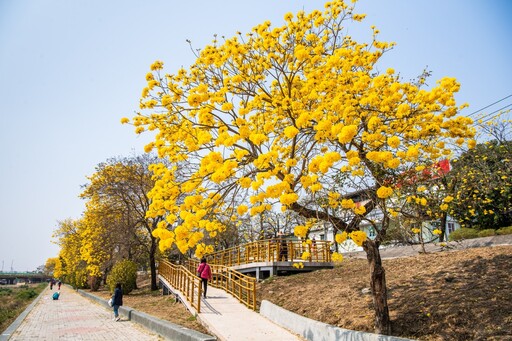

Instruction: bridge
[0,272,50,284]
[158,238,333,313]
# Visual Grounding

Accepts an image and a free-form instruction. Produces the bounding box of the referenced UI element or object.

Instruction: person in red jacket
[197,258,213,298]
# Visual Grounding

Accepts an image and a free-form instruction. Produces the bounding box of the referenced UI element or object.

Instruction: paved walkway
[5,285,163,340]
[197,286,301,341]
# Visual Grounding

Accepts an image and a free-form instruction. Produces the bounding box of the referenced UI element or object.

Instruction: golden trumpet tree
[79,199,127,289]
[125,0,475,333]
[44,257,59,277]
[52,218,88,288]
[80,155,165,290]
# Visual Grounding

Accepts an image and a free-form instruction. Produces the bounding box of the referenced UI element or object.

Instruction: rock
[444,275,455,283]
[361,288,372,295]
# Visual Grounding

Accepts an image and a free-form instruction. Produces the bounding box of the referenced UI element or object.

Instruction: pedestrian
[49,279,55,290]
[58,280,62,290]
[197,258,212,298]
[278,233,288,261]
[111,283,123,321]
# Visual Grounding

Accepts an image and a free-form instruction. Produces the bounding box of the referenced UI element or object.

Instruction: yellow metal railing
[203,239,331,267]
[187,259,257,311]
[158,260,202,313]
[159,239,330,313]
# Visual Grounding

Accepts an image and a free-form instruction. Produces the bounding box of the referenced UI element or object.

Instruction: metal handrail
[158,260,202,313]
[187,259,257,311]
[204,239,332,267]
[159,239,330,313]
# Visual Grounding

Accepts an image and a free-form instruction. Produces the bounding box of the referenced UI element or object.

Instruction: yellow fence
[203,239,332,267]
[159,239,330,313]
[158,260,203,313]
[187,259,257,311]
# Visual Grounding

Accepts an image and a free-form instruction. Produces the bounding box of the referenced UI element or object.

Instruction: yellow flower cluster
[331,252,344,262]
[350,231,367,246]
[294,225,308,238]
[335,231,348,244]
[293,262,305,269]
[125,0,477,255]
[376,186,393,199]
[301,251,311,260]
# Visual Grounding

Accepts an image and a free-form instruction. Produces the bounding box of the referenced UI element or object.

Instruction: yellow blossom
[331,252,343,262]
[353,205,366,215]
[293,262,304,269]
[376,186,393,199]
[237,205,248,215]
[335,231,348,244]
[337,125,358,144]
[150,60,164,70]
[284,126,299,138]
[443,195,453,203]
[341,199,355,209]
[387,136,400,148]
[350,231,367,246]
[279,193,299,205]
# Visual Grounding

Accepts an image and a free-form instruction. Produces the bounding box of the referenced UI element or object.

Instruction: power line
[477,103,512,125]
[466,94,512,117]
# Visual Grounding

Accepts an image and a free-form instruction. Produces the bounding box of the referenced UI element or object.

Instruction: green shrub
[106,260,137,294]
[477,229,496,237]
[0,288,12,296]
[16,289,37,300]
[496,226,512,235]
[448,228,479,241]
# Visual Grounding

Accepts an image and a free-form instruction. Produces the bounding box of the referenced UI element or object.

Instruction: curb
[0,286,47,341]
[260,300,413,341]
[77,289,216,341]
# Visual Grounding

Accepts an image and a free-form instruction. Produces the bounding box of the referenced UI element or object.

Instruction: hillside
[257,245,512,340]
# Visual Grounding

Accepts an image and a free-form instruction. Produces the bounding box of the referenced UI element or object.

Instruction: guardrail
[158,260,203,313]
[203,239,331,266]
[187,260,257,311]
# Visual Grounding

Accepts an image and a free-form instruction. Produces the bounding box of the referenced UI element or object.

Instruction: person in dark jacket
[197,258,213,298]
[112,283,123,321]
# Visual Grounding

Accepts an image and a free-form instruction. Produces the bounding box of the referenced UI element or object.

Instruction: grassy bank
[0,283,46,333]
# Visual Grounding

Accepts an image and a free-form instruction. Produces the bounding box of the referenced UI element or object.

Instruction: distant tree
[448,139,512,229]
[43,258,58,276]
[53,219,88,288]
[80,154,165,291]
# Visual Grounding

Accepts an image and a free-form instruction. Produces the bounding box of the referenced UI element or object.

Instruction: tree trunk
[149,236,158,291]
[439,212,448,242]
[363,239,391,335]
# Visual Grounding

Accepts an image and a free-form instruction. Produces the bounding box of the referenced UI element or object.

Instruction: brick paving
[8,285,163,340]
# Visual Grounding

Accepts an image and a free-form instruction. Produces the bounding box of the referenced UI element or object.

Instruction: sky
[0,0,511,272]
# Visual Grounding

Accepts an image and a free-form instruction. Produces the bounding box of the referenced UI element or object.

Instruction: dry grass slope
[257,245,512,340]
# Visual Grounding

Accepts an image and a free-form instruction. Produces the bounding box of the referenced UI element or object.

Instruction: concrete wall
[77,289,216,341]
[260,300,413,341]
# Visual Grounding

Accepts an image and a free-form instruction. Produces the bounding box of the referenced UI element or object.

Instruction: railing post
[266,240,270,262]
[197,277,201,313]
